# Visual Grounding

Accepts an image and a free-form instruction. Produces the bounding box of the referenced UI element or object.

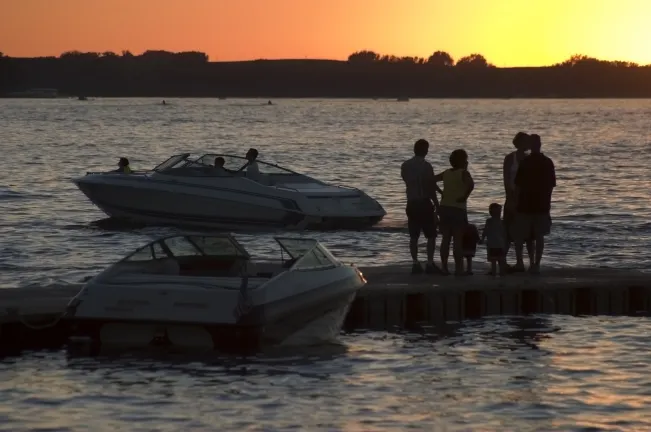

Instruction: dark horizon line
[1,49,648,69]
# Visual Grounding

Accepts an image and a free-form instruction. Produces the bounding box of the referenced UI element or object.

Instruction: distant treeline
[1,49,651,98]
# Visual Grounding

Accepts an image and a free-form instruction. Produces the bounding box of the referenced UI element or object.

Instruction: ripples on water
[2,99,651,430]
[1,316,651,431]
[2,99,651,287]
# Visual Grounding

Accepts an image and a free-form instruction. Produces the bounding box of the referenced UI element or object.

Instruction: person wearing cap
[115,157,132,174]
[503,132,532,271]
[513,134,556,274]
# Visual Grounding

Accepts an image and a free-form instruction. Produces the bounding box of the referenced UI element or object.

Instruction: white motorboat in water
[72,153,386,230]
[65,233,366,353]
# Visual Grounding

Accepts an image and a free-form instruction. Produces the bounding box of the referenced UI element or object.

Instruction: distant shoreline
[3,52,651,98]
[3,96,651,100]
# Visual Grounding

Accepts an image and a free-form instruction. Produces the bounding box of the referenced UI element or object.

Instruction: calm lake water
[1,98,651,431]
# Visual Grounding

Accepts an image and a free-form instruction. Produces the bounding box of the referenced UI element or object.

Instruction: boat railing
[272,184,299,192]
[332,183,363,193]
[84,170,151,176]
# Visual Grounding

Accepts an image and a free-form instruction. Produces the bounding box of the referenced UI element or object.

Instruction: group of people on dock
[401,133,556,277]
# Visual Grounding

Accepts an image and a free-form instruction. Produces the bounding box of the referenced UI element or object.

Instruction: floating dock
[1,266,650,354]
[345,266,651,330]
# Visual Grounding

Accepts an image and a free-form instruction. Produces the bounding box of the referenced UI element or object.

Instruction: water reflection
[2,316,651,430]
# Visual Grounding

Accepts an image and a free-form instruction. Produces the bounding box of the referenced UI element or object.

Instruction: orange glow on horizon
[2,0,650,67]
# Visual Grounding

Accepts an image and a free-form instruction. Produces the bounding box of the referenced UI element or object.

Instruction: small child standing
[461,222,480,275]
[481,203,507,276]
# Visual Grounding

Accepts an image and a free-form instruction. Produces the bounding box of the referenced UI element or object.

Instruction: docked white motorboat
[65,233,366,353]
[72,153,386,230]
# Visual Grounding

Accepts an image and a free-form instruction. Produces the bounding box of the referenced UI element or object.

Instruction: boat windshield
[153,153,192,172]
[196,154,299,175]
[291,244,339,270]
[123,234,250,262]
[274,237,317,260]
[151,153,301,177]
[274,237,339,270]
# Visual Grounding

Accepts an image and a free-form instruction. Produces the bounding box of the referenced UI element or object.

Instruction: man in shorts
[513,134,556,274]
[401,139,442,274]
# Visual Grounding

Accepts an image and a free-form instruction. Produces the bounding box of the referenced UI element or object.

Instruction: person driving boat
[237,148,261,181]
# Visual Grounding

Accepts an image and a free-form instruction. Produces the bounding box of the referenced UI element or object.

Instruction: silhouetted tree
[60,50,82,58]
[456,54,492,68]
[379,54,398,63]
[175,51,209,64]
[3,49,651,98]
[396,56,424,64]
[427,51,454,67]
[610,60,639,68]
[347,50,380,63]
[555,54,602,68]
[555,54,639,69]
[60,51,100,61]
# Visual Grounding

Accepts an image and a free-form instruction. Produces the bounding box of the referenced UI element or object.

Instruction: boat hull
[67,289,357,354]
[74,177,384,230]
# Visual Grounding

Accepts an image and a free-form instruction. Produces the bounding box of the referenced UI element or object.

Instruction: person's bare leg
[513,217,527,271]
[409,235,423,274]
[409,237,419,262]
[453,229,464,275]
[440,231,451,274]
[466,257,473,275]
[498,257,507,276]
[532,235,544,274]
[425,235,441,274]
[503,216,513,267]
[526,240,534,268]
[514,239,524,269]
[426,236,436,264]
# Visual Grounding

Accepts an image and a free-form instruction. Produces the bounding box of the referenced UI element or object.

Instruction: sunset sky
[2,0,650,66]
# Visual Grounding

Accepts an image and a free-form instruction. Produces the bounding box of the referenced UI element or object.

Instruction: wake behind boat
[73,153,386,230]
[65,233,366,353]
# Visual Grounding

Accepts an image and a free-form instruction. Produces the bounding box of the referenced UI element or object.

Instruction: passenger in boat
[513,134,556,274]
[503,132,533,271]
[238,148,261,181]
[213,156,237,175]
[114,157,132,174]
[434,149,474,276]
[400,139,442,275]
[481,203,507,276]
